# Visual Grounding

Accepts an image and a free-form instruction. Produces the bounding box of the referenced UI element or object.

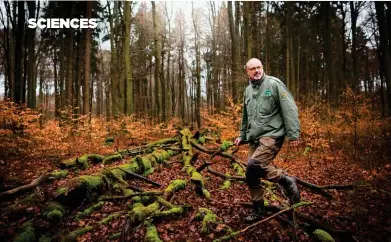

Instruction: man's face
[246,59,263,81]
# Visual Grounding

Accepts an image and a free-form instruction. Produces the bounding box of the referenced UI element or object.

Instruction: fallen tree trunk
[54,148,177,207]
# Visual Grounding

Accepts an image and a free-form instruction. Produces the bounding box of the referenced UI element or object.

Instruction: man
[235,58,301,222]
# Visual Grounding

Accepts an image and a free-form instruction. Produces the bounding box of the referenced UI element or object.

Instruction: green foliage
[198,136,206,144]
[75,201,105,220]
[220,140,234,151]
[303,146,312,156]
[144,220,162,242]
[13,222,35,242]
[195,208,218,234]
[313,229,335,242]
[61,226,93,242]
[165,179,187,193]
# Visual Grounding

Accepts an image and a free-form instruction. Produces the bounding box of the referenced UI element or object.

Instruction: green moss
[220,180,231,190]
[61,226,93,242]
[130,202,160,223]
[132,196,152,204]
[104,137,114,145]
[38,234,52,242]
[198,136,206,144]
[167,150,174,156]
[43,204,65,223]
[190,171,204,186]
[45,210,63,223]
[157,197,174,209]
[145,154,158,165]
[144,220,162,242]
[78,175,104,191]
[232,163,245,177]
[76,201,105,220]
[213,231,240,242]
[201,213,217,234]
[202,188,211,199]
[77,155,89,169]
[102,154,122,165]
[313,229,335,242]
[195,208,214,220]
[152,149,171,164]
[154,207,183,218]
[108,232,121,240]
[56,187,69,196]
[165,179,187,193]
[50,170,69,179]
[99,212,122,225]
[220,140,233,151]
[13,222,35,242]
[143,168,155,177]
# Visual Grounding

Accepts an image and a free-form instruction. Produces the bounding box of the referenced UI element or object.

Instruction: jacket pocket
[258,96,275,114]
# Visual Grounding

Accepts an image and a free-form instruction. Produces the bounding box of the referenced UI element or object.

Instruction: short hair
[245,58,262,69]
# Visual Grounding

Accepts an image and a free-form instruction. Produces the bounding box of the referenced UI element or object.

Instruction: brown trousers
[246,136,284,202]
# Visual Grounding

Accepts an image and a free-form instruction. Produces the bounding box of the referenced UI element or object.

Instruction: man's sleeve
[275,82,300,140]
[239,95,248,140]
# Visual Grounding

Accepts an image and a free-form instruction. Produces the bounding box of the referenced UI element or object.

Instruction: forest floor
[0,103,391,241]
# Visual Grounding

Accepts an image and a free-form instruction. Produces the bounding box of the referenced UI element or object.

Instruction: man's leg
[247,137,300,206]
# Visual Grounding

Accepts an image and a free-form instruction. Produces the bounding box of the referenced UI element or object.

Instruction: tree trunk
[26,1,36,109]
[59,31,65,110]
[124,0,133,115]
[375,2,391,116]
[108,3,118,118]
[83,0,92,117]
[14,0,25,104]
[350,2,359,91]
[324,2,337,105]
[228,2,239,103]
[152,1,161,122]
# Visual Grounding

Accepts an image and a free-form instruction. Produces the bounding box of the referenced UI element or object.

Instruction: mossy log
[75,201,105,220]
[43,203,66,223]
[179,129,210,199]
[61,226,93,242]
[144,220,163,242]
[0,170,68,199]
[55,147,174,207]
[60,154,105,169]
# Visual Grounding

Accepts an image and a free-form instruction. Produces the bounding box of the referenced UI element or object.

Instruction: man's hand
[289,139,300,148]
[234,137,243,146]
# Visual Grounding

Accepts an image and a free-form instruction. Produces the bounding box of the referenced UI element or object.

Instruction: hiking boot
[278,175,300,204]
[244,200,265,223]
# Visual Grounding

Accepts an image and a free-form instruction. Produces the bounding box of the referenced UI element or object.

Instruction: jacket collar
[249,73,267,88]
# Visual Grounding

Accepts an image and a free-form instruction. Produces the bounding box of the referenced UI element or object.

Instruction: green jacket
[239,74,300,142]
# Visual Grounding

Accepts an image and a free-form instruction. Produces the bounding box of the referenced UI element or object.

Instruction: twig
[118,167,162,187]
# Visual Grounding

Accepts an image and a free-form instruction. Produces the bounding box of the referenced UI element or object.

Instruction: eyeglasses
[247,66,263,72]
